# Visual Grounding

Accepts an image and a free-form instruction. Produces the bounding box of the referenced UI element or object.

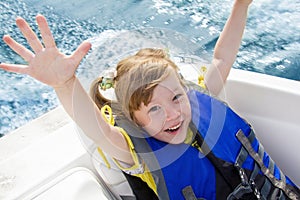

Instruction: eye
[173,94,183,102]
[148,105,161,113]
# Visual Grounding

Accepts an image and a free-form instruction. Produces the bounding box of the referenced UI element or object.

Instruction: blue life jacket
[115,83,300,200]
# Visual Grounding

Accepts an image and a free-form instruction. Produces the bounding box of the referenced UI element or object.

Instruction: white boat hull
[0,69,299,199]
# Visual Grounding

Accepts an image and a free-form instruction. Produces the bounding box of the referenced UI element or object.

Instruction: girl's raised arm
[205,0,253,96]
[0,15,133,164]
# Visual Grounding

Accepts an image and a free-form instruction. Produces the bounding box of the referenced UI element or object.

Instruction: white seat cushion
[31,167,110,200]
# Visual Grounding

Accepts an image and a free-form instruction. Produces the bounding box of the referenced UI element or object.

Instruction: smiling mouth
[165,122,182,134]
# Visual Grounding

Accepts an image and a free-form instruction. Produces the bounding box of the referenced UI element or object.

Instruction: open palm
[0,14,91,88]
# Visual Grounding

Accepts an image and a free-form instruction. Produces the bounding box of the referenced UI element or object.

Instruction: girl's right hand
[0,14,91,88]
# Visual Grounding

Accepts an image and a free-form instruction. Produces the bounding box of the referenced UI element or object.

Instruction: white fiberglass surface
[31,168,110,200]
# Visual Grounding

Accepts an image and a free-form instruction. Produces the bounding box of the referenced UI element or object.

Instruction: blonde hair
[90,48,181,122]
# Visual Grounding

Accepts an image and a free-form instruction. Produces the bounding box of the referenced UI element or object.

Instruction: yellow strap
[133,165,158,195]
[112,128,157,195]
[99,105,138,169]
[101,105,115,125]
[97,147,111,169]
[113,127,139,169]
[98,105,138,169]
[99,105,157,194]
[96,105,116,169]
[198,65,207,89]
[183,128,194,144]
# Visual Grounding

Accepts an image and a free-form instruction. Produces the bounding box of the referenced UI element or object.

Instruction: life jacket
[112,82,300,200]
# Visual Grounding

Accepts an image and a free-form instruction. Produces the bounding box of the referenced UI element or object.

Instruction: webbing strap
[270,188,287,200]
[249,143,265,199]
[261,158,286,200]
[182,186,198,200]
[235,130,255,167]
[120,196,136,200]
[231,130,263,199]
[250,142,264,180]
[278,190,286,200]
[247,129,256,144]
[182,186,206,200]
[268,157,275,176]
[260,157,276,198]
[227,183,253,200]
[236,130,299,200]
[235,146,248,168]
[261,179,272,199]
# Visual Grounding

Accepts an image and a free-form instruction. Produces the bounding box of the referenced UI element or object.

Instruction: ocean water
[0,0,299,136]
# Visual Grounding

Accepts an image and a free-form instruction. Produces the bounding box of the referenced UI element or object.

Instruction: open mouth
[164,122,182,134]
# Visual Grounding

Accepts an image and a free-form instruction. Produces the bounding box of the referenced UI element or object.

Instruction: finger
[0,63,29,74]
[3,35,35,62]
[16,16,44,53]
[70,41,92,65]
[36,14,56,48]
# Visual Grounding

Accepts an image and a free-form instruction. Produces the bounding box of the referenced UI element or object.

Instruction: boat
[0,30,299,199]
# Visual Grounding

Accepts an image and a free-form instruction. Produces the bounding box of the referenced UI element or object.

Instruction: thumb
[70,40,92,65]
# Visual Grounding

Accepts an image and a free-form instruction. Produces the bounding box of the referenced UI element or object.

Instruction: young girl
[1,0,299,199]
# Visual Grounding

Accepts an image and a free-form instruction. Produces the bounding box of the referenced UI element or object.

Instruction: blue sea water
[0,0,299,136]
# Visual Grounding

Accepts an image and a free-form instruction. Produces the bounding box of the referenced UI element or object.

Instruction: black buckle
[250,179,262,200]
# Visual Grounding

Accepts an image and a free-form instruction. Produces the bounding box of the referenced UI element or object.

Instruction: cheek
[181,97,191,115]
[133,110,149,127]
[182,101,192,125]
[134,110,167,135]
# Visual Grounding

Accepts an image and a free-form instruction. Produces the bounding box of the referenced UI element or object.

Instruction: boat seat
[28,167,111,200]
[92,149,135,200]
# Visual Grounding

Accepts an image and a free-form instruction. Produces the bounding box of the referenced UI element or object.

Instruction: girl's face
[133,68,191,144]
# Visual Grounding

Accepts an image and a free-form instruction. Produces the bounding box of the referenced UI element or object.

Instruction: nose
[165,104,181,121]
